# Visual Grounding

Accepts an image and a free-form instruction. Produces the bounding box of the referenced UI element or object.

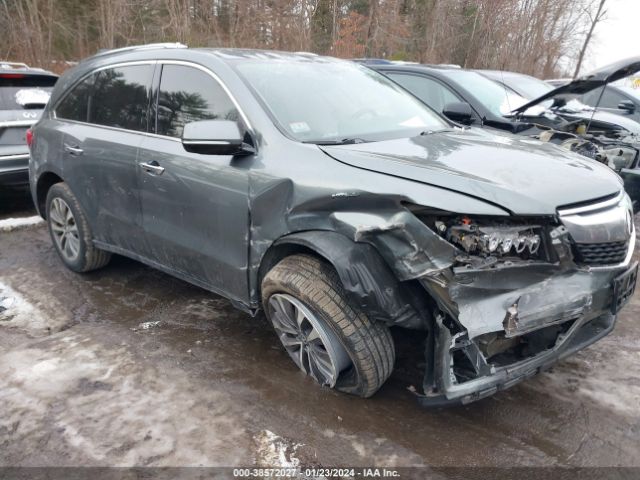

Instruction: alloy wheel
[268,293,352,387]
[49,197,80,262]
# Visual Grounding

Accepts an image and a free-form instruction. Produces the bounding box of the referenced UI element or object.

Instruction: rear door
[54,63,155,251]
[137,63,252,303]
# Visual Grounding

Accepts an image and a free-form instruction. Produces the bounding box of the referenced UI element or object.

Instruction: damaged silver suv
[29,44,637,405]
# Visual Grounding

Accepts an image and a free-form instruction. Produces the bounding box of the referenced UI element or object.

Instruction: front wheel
[46,182,111,272]
[261,254,395,397]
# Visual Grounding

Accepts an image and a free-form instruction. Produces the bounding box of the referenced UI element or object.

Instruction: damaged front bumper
[419,256,637,406]
[329,191,637,406]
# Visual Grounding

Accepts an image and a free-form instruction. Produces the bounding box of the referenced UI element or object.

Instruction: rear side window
[156,64,239,138]
[56,73,97,122]
[89,65,154,132]
[0,74,57,110]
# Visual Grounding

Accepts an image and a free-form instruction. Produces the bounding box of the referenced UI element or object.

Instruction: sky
[585,0,639,72]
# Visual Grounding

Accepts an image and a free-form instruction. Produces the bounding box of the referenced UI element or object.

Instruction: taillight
[26,128,34,148]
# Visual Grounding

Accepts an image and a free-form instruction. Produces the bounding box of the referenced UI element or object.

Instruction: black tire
[261,254,395,397]
[46,182,111,272]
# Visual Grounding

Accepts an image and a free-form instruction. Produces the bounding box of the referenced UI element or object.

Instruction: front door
[137,63,252,304]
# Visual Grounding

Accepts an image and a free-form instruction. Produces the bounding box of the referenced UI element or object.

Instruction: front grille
[574,240,629,265]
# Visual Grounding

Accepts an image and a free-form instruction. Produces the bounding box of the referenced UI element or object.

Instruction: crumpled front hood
[320,128,622,215]
[514,56,640,114]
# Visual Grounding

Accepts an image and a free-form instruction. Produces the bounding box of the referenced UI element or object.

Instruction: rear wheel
[261,254,395,397]
[46,182,111,272]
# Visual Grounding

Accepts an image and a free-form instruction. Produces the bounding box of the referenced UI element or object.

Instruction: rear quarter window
[55,73,97,122]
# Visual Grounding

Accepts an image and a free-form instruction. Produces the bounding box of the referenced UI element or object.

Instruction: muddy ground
[1,188,639,472]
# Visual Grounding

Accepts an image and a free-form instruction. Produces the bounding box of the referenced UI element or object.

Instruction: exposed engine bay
[536,124,640,172]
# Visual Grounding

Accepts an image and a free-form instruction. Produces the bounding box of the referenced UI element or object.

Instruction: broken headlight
[433,217,544,260]
[423,216,545,260]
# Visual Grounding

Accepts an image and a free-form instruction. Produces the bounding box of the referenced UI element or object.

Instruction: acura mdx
[29,44,637,405]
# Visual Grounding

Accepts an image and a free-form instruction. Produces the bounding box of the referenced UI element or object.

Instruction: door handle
[64,143,83,156]
[139,161,165,175]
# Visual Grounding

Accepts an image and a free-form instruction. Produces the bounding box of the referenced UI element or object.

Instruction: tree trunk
[573,0,606,78]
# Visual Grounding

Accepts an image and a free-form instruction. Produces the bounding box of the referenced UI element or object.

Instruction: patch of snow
[0,216,44,232]
[0,281,71,336]
[14,88,50,106]
[254,430,303,469]
[134,320,162,331]
[529,335,640,418]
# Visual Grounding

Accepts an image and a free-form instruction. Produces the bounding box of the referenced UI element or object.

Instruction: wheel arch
[35,171,64,219]
[258,230,429,329]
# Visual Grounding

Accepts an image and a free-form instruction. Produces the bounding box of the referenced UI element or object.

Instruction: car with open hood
[0,61,57,187]
[368,60,640,211]
[28,45,637,406]
[477,69,640,135]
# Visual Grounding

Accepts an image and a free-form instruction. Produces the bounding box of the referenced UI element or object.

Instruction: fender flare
[262,230,429,329]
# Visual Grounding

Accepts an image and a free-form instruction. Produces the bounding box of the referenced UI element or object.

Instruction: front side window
[89,65,153,132]
[387,73,461,113]
[56,73,97,122]
[156,65,239,138]
[234,59,447,143]
[599,88,625,109]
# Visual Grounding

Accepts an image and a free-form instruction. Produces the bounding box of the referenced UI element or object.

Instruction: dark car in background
[29,45,636,406]
[0,62,57,187]
[369,60,640,210]
[478,69,640,135]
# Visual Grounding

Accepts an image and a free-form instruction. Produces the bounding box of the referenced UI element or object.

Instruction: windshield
[234,59,447,143]
[444,70,530,117]
[504,74,553,99]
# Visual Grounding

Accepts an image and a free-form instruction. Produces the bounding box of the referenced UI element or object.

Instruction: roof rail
[93,42,188,58]
[0,61,30,69]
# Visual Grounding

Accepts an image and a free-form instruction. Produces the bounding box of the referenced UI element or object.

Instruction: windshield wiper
[420,128,456,135]
[304,137,369,145]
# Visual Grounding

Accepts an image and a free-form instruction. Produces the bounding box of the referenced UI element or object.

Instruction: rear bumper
[0,153,30,186]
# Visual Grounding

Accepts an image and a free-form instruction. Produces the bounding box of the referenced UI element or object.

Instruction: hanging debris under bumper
[418,260,638,406]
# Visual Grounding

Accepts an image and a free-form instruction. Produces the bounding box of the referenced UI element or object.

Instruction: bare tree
[0,0,602,78]
[573,0,607,78]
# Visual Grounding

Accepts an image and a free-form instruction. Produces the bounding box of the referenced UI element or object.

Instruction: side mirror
[618,100,636,114]
[182,119,255,155]
[443,102,475,125]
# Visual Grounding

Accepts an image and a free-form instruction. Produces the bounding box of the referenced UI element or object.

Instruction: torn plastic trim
[329,210,458,280]
[420,310,616,406]
[272,230,429,329]
[421,260,618,340]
